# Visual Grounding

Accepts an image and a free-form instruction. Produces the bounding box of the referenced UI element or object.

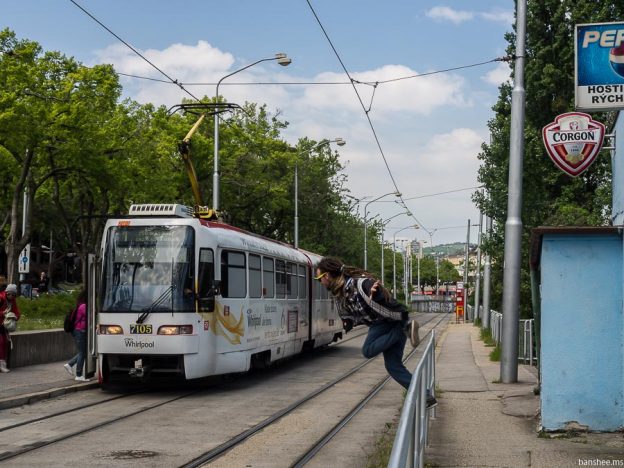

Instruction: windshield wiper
[136,285,173,324]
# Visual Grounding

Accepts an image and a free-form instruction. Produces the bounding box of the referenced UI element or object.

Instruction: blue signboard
[576,22,624,110]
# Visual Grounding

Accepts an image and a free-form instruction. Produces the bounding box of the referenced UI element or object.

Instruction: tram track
[182,312,450,468]
[0,312,448,466]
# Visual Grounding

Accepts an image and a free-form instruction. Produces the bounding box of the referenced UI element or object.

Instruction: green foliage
[0,30,365,285]
[15,291,78,331]
[489,343,501,362]
[479,327,496,347]
[474,1,623,316]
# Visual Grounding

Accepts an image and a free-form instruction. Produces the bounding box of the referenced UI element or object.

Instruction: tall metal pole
[463,219,470,320]
[482,216,492,330]
[474,210,483,321]
[20,185,28,283]
[501,0,527,384]
[364,191,400,270]
[213,54,291,211]
[294,138,344,249]
[393,243,397,299]
[294,160,299,248]
[381,227,385,284]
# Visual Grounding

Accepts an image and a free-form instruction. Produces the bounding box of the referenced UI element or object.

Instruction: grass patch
[489,343,501,361]
[366,421,397,468]
[14,291,79,331]
[479,327,497,347]
[473,317,481,327]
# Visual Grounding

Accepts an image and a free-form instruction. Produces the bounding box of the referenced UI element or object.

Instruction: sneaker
[0,360,9,373]
[407,320,420,347]
[64,363,75,377]
[75,375,90,382]
[426,395,438,409]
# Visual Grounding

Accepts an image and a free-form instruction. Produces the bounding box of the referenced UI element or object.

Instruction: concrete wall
[8,329,75,368]
[540,231,623,431]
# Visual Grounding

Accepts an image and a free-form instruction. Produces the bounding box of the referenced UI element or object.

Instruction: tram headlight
[158,325,193,335]
[99,325,123,335]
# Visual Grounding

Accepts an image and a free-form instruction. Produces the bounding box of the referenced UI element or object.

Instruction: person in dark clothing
[36,272,49,294]
[315,257,436,407]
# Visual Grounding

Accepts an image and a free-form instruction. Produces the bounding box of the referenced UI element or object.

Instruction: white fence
[489,310,535,365]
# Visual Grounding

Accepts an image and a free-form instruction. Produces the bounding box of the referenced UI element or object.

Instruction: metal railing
[488,310,534,365]
[411,298,454,313]
[388,331,436,468]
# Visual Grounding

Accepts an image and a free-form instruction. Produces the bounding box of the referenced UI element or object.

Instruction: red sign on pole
[456,282,464,321]
[542,112,605,177]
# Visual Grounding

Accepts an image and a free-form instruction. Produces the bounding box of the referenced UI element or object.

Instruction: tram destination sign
[542,112,605,177]
[576,21,624,110]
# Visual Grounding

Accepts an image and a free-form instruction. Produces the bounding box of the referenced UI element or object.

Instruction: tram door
[86,253,99,377]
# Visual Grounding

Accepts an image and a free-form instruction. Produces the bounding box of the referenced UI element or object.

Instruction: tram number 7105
[130,324,153,334]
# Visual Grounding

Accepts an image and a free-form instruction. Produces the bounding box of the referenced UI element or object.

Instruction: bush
[15,291,79,331]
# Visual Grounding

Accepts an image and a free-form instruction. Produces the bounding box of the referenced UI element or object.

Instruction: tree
[473,1,622,316]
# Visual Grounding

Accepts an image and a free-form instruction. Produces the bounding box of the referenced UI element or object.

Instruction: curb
[0,381,99,410]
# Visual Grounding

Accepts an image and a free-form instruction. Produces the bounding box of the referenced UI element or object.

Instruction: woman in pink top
[64,289,89,381]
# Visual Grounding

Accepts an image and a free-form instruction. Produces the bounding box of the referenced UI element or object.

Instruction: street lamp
[213,53,291,211]
[417,240,427,295]
[380,211,411,284]
[294,137,345,248]
[392,225,418,299]
[364,191,401,270]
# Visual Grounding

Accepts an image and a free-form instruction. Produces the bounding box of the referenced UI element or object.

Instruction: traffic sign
[18,243,30,274]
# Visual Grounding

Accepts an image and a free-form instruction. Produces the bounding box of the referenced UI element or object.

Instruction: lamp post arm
[213,55,286,211]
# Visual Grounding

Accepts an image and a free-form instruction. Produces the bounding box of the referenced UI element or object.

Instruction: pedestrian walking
[64,289,90,381]
[315,257,436,407]
[0,284,20,373]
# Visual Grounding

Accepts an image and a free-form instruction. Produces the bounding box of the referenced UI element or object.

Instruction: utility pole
[482,216,492,330]
[501,0,527,383]
[463,219,470,320]
[474,210,483,321]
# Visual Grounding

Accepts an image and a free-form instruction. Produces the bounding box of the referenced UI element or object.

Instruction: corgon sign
[542,112,605,177]
[576,21,624,110]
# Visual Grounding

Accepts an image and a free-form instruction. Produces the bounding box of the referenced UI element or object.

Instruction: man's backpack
[63,308,76,333]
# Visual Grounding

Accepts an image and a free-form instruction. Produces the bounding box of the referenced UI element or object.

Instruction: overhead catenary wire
[305,0,402,202]
[68,0,201,102]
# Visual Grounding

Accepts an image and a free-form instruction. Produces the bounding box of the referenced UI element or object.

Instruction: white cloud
[482,61,511,86]
[92,40,488,245]
[426,6,474,24]
[95,40,234,78]
[425,6,514,27]
[297,65,469,117]
[480,10,515,25]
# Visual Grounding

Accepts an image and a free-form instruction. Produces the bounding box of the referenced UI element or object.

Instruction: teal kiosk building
[534,113,624,431]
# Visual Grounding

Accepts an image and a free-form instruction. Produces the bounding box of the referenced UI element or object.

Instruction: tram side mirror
[199,280,221,312]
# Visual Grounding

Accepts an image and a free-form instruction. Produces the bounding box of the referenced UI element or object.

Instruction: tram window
[275,259,286,298]
[262,257,275,297]
[287,262,297,299]
[249,254,262,298]
[263,257,274,298]
[198,249,215,297]
[298,265,307,299]
[221,251,246,298]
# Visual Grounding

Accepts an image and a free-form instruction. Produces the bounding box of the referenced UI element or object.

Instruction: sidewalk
[426,322,624,467]
[0,360,98,410]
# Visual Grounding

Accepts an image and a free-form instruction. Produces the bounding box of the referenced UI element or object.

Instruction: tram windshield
[101,225,195,313]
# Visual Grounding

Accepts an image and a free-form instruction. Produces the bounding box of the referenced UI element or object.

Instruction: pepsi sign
[576,22,624,110]
[542,112,605,177]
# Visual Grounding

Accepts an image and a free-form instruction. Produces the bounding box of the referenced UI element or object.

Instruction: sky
[4,0,515,248]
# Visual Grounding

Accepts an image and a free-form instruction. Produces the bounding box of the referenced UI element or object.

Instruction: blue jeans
[68,330,87,377]
[362,320,412,389]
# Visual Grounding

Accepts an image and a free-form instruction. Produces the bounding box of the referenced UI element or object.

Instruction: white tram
[96,203,343,384]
